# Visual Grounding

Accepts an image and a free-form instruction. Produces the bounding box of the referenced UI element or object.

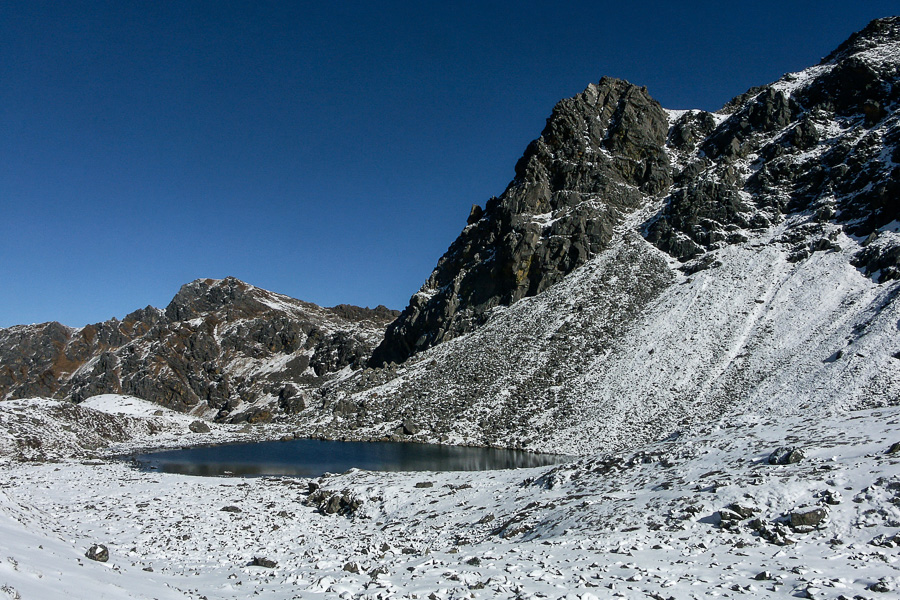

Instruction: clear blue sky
[1,1,896,327]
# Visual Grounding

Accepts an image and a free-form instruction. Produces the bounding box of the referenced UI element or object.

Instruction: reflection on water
[129,439,570,477]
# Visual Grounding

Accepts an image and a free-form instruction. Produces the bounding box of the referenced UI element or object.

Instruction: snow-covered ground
[0,395,296,462]
[1,395,899,599]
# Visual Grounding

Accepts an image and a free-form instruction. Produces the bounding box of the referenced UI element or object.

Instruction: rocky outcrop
[370,77,672,366]
[649,16,900,271]
[0,277,398,421]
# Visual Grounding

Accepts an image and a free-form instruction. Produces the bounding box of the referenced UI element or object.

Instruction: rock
[887,442,900,454]
[718,508,743,524]
[724,503,756,519]
[414,481,434,488]
[768,447,805,465]
[188,420,210,433]
[467,204,483,225]
[85,544,109,562]
[305,489,363,516]
[790,507,828,529]
[816,489,842,505]
[870,533,900,548]
[754,571,773,581]
[754,521,795,546]
[369,565,390,579]
[250,557,277,568]
[400,419,420,436]
[220,505,242,513]
[343,561,360,574]
[868,578,894,593]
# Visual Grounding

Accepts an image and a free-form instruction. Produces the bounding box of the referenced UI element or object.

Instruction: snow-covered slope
[0,395,289,462]
[2,403,899,598]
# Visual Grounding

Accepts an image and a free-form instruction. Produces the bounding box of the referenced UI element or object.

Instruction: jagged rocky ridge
[0,277,398,422]
[308,17,900,454]
[373,17,900,368]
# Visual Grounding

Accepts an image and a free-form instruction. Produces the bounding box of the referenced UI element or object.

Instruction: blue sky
[1,1,896,327]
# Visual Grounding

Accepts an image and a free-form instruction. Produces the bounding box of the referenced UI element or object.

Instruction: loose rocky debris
[2,404,900,599]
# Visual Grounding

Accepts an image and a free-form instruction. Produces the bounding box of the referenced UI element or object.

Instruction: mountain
[3,18,899,456]
[0,277,398,422]
[310,17,900,454]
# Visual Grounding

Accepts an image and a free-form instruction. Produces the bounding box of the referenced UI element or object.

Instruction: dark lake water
[129,438,570,477]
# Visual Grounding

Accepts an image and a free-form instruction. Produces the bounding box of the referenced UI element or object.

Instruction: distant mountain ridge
[0,277,398,422]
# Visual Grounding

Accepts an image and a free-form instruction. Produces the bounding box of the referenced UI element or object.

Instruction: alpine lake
[128,438,571,477]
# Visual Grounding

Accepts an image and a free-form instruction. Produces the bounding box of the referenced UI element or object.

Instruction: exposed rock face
[649,16,900,269]
[372,17,900,369]
[370,77,672,366]
[0,277,398,421]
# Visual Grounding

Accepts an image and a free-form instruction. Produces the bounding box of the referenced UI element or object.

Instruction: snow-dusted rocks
[84,544,108,562]
[1,402,899,598]
[0,278,398,423]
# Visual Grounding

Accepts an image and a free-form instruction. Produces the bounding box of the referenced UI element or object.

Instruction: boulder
[768,447,805,465]
[251,557,277,568]
[188,420,210,433]
[400,419,421,435]
[85,544,109,562]
[790,507,828,528]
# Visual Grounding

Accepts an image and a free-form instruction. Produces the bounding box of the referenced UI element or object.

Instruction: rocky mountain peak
[165,277,260,322]
[371,17,900,368]
[648,15,899,274]
[511,77,671,197]
[369,77,673,367]
[0,278,397,420]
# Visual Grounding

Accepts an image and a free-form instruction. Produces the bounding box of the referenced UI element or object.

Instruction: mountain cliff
[0,277,398,422]
[369,77,673,366]
[313,17,900,454]
[372,17,900,369]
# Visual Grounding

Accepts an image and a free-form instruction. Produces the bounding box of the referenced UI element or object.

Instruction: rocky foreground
[1,395,899,599]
